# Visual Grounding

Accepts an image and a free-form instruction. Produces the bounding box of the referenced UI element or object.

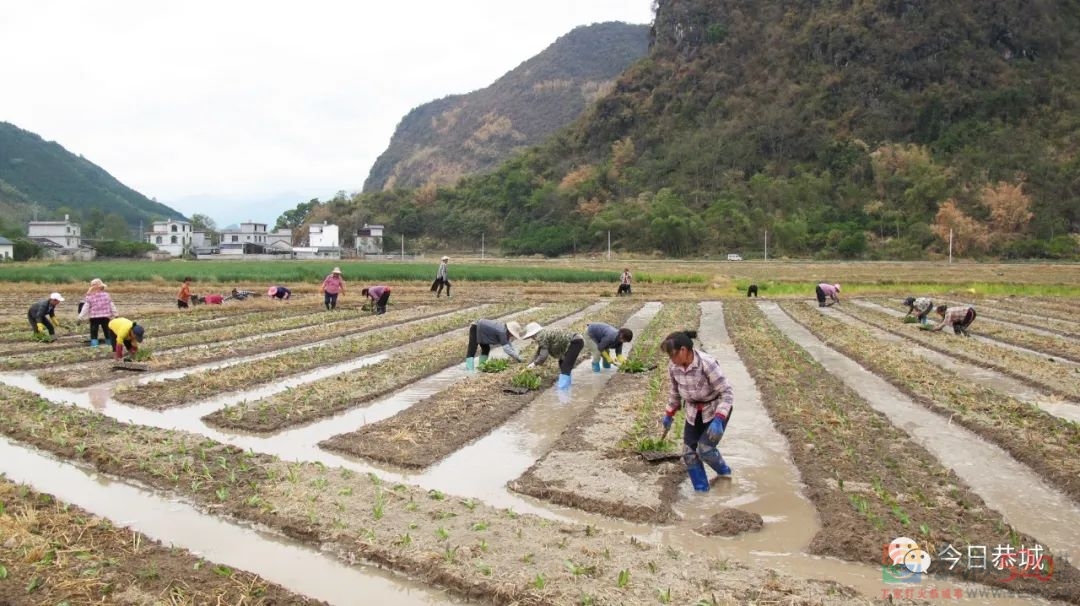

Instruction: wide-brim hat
[332,267,342,274]
[132,324,145,343]
[505,321,525,340]
[267,287,278,297]
[834,283,841,292]
[90,278,107,289]
[441,256,449,262]
[521,322,543,339]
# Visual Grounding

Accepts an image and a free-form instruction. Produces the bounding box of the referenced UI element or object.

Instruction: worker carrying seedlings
[77,279,117,347]
[360,285,391,315]
[659,330,734,491]
[320,267,345,310]
[902,296,934,324]
[585,322,633,372]
[932,304,977,336]
[815,282,841,307]
[28,292,64,342]
[107,317,145,361]
[432,256,451,298]
[267,286,292,300]
[464,320,541,370]
[525,324,584,389]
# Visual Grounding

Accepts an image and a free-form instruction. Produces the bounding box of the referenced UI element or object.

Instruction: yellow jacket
[109,317,135,342]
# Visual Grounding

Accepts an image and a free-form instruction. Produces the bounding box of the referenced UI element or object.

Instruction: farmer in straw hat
[267,285,292,300]
[320,267,346,310]
[78,278,117,347]
[464,320,540,370]
[815,282,841,307]
[902,296,934,324]
[28,292,64,342]
[360,285,391,314]
[432,255,451,298]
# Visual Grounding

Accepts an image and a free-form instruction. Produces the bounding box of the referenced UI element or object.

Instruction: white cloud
[0,0,653,225]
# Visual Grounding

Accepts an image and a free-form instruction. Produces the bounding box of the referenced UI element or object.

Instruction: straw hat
[332,267,342,274]
[834,283,841,292]
[441,256,449,262]
[521,322,543,339]
[507,321,542,340]
[506,321,525,340]
[267,287,278,297]
[89,278,107,289]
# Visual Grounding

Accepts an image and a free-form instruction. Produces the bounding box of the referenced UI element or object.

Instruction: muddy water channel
[760,301,1080,554]
[0,438,456,605]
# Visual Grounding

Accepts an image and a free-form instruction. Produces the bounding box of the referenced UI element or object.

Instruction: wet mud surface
[696,508,765,537]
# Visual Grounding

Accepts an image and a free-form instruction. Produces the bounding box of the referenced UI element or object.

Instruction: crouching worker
[933,304,976,336]
[28,292,64,342]
[660,330,734,492]
[525,325,584,389]
[585,322,633,372]
[903,296,934,324]
[465,320,540,370]
[361,285,391,314]
[267,286,292,300]
[108,317,145,361]
[815,283,840,307]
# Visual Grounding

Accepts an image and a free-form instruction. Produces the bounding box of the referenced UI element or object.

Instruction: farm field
[0,259,1078,605]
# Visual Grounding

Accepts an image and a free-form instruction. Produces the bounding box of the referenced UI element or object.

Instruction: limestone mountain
[361,21,650,193]
[0,121,186,229]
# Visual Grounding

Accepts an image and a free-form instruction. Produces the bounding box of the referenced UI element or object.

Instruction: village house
[145,219,208,257]
[0,236,13,260]
[26,215,95,260]
[355,223,384,256]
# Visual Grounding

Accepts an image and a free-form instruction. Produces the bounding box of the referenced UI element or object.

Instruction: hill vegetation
[302,0,1080,259]
[0,122,186,231]
[362,22,650,193]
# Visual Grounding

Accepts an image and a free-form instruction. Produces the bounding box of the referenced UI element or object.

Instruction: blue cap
[132,324,145,342]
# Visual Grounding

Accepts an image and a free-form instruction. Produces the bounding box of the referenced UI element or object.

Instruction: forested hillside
[0,122,185,229]
[318,0,1080,258]
[362,22,650,193]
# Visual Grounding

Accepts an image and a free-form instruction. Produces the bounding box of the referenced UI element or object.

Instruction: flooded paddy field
[1,261,1078,605]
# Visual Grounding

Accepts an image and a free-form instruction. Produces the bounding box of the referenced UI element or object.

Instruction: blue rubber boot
[601,359,612,369]
[90,339,98,347]
[591,360,601,373]
[687,461,710,492]
[478,355,489,365]
[557,373,572,389]
[465,357,475,371]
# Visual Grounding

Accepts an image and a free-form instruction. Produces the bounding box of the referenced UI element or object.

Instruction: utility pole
[948,229,953,264]
[607,230,611,261]
[764,229,768,261]
[481,233,485,260]
[401,235,405,261]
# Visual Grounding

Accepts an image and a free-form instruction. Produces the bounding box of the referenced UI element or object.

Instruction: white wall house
[0,236,13,260]
[309,222,340,249]
[28,215,81,248]
[218,221,293,256]
[356,223,384,255]
[145,219,194,257]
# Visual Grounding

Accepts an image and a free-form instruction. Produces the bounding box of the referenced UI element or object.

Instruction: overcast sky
[0,0,654,226]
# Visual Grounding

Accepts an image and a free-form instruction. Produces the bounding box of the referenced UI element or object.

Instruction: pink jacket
[79,291,117,320]
[322,275,345,295]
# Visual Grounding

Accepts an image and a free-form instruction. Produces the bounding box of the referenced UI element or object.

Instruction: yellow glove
[616,354,627,364]
[36,322,46,333]
[601,350,615,365]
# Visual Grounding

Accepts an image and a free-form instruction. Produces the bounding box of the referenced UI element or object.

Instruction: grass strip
[39,304,461,388]
[784,301,1080,504]
[112,304,522,409]
[0,384,869,605]
[204,302,588,433]
[841,302,1080,400]
[319,301,644,468]
[725,300,1080,602]
[0,479,326,605]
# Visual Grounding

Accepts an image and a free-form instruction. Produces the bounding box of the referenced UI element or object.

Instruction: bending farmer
[903,296,934,324]
[267,286,292,300]
[28,292,64,341]
[815,283,841,307]
[361,285,391,314]
[585,322,633,372]
[933,305,977,336]
[660,330,734,492]
[108,317,146,361]
[464,320,540,370]
[526,325,584,389]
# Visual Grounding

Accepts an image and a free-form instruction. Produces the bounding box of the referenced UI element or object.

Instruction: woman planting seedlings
[27,292,64,342]
[902,296,934,324]
[360,285,391,315]
[320,267,345,310]
[267,286,292,300]
[815,282,841,307]
[525,324,584,389]
[932,304,977,336]
[585,322,633,372]
[464,320,540,370]
[107,317,146,361]
[659,330,734,492]
[77,278,117,347]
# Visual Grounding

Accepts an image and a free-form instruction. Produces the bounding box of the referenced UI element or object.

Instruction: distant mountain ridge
[362,21,650,193]
[0,121,186,227]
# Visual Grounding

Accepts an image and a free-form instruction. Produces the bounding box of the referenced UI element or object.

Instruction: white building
[218,221,294,256]
[145,219,204,257]
[355,223,384,255]
[28,215,81,248]
[309,222,340,248]
[0,236,13,260]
